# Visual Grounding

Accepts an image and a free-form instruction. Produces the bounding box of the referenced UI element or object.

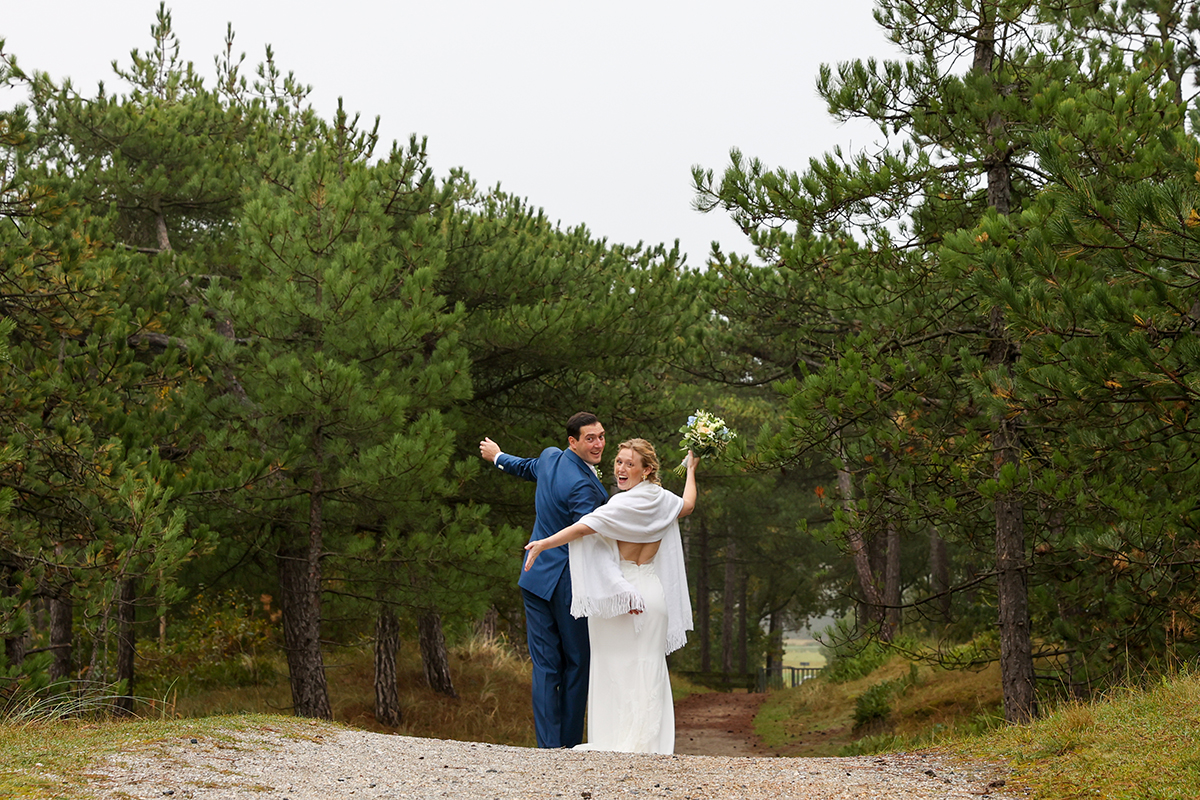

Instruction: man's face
[568,422,606,466]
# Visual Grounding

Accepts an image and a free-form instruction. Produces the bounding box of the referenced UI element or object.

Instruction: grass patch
[888,662,1005,741]
[957,671,1200,798]
[755,653,1004,757]
[166,635,538,746]
[758,646,1200,795]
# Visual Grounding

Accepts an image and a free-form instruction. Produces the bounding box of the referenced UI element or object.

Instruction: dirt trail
[673,690,777,756]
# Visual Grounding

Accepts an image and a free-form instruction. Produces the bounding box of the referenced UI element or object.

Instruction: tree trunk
[1043,509,1086,698]
[374,605,402,727]
[929,526,951,623]
[721,538,736,674]
[838,465,885,632]
[477,606,499,642]
[114,578,137,716]
[158,568,167,646]
[994,455,1034,718]
[3,566,25,669]
[696,517,711,673]
[736,566,748,674]
[152,198,173,252]
[765,610,783,674]
[418,610,457,698]
[89,606,108,687]
[977,0,1012,216]
[48,588,73,682]
[976,0,1035,724]
[984,182,1034,721]
[993,403,1035,723]
[277,537,332,719]
[4,623,24,670]
[883,521,901,642]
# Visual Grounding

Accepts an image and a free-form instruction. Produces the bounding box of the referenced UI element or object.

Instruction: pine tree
[1,17,206,702]
[201,108,473,718]
[942,37,1200,690]
[689,0,1177,720]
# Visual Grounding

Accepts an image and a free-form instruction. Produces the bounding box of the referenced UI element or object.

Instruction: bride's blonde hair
[617,438,661,486]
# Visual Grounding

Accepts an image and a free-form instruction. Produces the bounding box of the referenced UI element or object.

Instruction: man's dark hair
[567,411,601,440]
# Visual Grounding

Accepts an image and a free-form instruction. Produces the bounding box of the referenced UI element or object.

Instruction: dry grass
[959,671,1200,798]
[756,648,1200,796]
[172,636,537,746]
[889,662,1004,738]
[754,656,1004,756]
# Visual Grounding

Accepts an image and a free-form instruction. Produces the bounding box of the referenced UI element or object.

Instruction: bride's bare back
[618,539,660,565]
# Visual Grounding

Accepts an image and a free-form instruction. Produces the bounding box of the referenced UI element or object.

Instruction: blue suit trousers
[522,569,590,748]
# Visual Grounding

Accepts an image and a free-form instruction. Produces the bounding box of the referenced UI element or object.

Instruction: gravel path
[85,723,1014,799]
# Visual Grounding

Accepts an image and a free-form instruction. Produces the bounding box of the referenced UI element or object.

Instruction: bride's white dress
[575,556,674,754]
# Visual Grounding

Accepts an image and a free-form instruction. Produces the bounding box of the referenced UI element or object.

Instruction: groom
[479,412,608,748]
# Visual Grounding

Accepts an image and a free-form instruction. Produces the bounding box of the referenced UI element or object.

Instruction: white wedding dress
[575,554,674,754]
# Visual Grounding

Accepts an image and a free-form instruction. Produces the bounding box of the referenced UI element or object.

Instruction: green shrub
[138,589,279,692]
[823,638,891,683]
[852,664,921,730]
[853,681,895,728]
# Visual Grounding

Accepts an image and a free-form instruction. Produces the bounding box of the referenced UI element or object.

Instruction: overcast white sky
[2,1,900,267]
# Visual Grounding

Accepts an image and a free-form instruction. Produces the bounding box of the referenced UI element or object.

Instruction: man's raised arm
[480,437,538,481]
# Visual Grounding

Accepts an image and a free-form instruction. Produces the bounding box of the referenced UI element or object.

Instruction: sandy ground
[73,690,1013,798]
[85,722,1013,800]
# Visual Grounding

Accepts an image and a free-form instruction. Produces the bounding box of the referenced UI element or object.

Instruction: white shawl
[568,481,693,654]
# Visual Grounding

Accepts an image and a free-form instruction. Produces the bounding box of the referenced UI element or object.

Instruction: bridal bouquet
[674,410,736,475]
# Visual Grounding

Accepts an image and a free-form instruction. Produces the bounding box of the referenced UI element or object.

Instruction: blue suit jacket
[496,446,608,600]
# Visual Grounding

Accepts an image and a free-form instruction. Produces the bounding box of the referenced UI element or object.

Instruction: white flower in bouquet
[675,410,736,475]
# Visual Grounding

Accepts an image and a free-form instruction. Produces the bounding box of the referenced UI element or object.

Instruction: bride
[523,438,697,754]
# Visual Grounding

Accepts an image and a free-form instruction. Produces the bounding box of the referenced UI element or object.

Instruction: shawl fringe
[571,590,645,620]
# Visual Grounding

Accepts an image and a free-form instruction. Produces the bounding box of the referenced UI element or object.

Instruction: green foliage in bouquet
[674,410,736,475]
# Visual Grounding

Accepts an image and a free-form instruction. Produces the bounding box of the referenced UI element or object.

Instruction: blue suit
[496,446,607,748]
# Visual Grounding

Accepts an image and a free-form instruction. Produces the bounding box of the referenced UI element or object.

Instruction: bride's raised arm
[678,450,699,519]
[523,521,596,571]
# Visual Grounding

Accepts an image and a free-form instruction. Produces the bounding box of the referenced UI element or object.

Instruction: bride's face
[614,448,646,491]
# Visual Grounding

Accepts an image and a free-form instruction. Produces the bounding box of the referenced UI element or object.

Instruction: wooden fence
[676,664,824,693]
[758,664,824,691]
